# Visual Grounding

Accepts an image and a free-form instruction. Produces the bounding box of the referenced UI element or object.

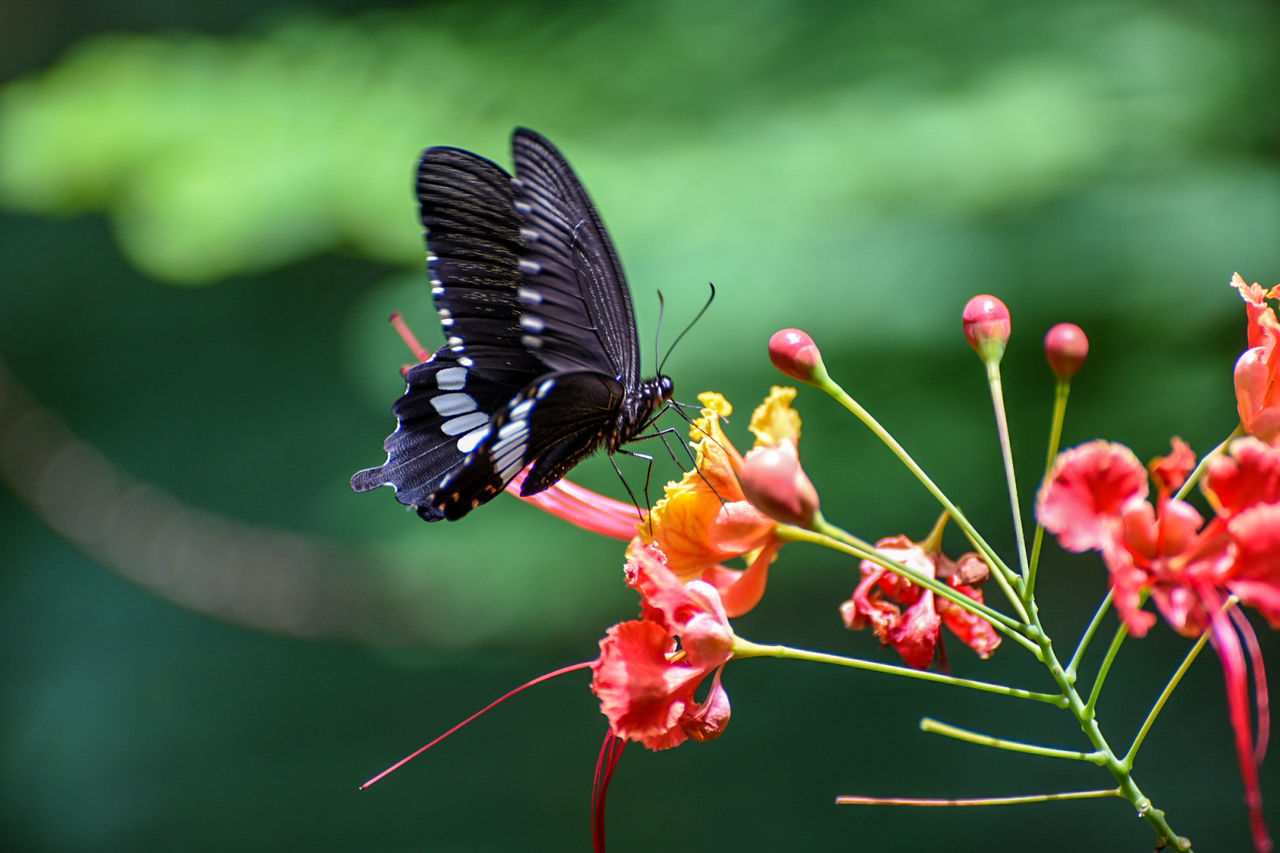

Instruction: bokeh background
[3,0,1279,850]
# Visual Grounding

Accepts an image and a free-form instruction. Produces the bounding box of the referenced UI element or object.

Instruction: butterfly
[351,128,674,521]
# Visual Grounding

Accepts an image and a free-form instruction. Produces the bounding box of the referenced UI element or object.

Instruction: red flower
[1038,436,1280,852]
[840,528,999,670]
[591,545,736,750]
[507,469,643,541]
[1234,273,1280,444]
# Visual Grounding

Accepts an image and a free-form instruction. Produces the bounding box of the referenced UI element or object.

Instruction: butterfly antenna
[653,290,667,372]
[657,282,716,375]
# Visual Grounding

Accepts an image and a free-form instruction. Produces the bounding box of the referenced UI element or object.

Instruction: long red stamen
[1230,604,1271,763]
[1206,594,1272,852]
[591,730,627,853]
[390,312,432,363]
[359,660,593,790]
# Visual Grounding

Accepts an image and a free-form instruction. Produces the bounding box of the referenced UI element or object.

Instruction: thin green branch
[780,523,1037,653]
[732,639,1066,705]
[984,360,1032,585]
[1028,379,1071,595]
[836,788,1121,807]
[1175,425,1242,501]
[810,365,1029,621]
[920,717,1105,763]
[1066,589,1115,682]
[1123,621,1215,767]
[1085,618,1131,716]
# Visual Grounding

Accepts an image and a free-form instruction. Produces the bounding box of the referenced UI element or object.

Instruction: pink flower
[840,531,999,670]
[1038,436,1280,851]
[591,545,736,751]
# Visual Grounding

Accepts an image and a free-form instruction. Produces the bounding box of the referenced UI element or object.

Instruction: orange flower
[635,388,810,616]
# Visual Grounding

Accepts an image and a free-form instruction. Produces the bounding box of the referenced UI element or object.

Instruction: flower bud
[768,328,824,384]
[1044,322,1088,381]
[962,295,1010,363]
[740,440,820,527]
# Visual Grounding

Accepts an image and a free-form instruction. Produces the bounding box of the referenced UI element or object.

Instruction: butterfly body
[352,129,673,521]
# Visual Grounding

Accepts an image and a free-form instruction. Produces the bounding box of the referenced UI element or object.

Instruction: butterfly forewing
[418,147,543,363]
[511,129,640,386]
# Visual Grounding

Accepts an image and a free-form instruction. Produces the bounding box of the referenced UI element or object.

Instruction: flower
[506,469,643,541]
[590,545,736,750]
[1233,273,1280,444]
[637,388,809,616]
[1038,436,1280,852]
[840,520,1000,670]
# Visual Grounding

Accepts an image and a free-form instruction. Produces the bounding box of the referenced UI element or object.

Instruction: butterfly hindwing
[429,371,624,520]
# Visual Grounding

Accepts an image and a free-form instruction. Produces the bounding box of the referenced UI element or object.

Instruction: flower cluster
[1033,273,1280,852]
[367,273,1280,853]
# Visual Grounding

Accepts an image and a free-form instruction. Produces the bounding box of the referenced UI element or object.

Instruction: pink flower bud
[768,328,824,384]
[1044,322,1088,381]
[739,440,820,527]
[962,295,1010,362]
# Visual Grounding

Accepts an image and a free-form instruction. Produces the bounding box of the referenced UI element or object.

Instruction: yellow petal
[749,386,801,447]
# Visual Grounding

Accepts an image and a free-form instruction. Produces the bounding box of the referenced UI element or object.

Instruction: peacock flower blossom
[1233,273,1280,444]
[636,387,809,617]
[1037,436,1280,852]
[591,545,736,751]
[840,520,999,670]
[506,469,643,541]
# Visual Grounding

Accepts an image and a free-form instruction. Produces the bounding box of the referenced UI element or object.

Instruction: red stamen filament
[390,312,432,364]
[359,660,593,790]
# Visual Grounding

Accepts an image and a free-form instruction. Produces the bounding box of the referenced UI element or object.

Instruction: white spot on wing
[436,367,467,390]
[519,315,545,333]
[536,378,556,398]
[441,411,489,436]
[521,334,543,349]
[497,419,527,441]
[517,286,542,304]
[431,392,477,417]
[518,259,542,274]
[457,424,490,454]
[509,398,535,421]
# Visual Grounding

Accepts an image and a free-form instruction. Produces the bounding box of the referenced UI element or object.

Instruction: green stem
[1124,624,1214,767]
[1028,379,1071,595]
[781,523,1036,652]
[920,717,1104,763]
[810,365,1028,620]
[836,789,1120,807]
[984,359,1033,586]
[733,639,1065,705]
[1174,425,1243,501]
[1085,612,1133,717]
[1065,589,1114,683]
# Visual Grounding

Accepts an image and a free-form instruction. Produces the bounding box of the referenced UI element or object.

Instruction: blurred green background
[3,0,1278,850]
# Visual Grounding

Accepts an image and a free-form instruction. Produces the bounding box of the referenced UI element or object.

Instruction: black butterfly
[351,128,674,521]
